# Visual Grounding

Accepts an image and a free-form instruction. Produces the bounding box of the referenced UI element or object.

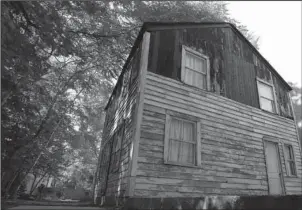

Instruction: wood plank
[146,70,264,116]
[201,138,264,154]
[134,183,267,194]
[201,150,265,162]
[144,85,297,137]
[144,98,263,138]
[138,141,265,164]
[134,71,301,196]
[135,170,267,186]
[201,133,263,149]
[285,186,302,192]
[136,166,266,180]
[144,98,298,143]
[149,31,159,74]
[139,143,163,152]
[135,176,221,187]
[140,130,164,141]
[284,182,302,187]
[138,148,163,159]
[147,72,295,126]
[144,84,295,134]
[140,124,164,135]
[137,156,267,174]
[220,183,267,190]
[134,189,268,197]
[134,189,204,197]
[196,121,202,166]
[202,126,301,152]
[140,138,164,147]
[127,31,150,197]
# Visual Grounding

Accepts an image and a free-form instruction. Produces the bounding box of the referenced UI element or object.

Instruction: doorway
[263,140,285,195]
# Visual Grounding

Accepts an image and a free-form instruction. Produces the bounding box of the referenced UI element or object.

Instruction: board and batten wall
[147,26,293,119]
[134,71,302,197]
[96,42,142,200]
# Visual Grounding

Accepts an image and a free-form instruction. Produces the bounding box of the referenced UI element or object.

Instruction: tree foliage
[1,0,268,198]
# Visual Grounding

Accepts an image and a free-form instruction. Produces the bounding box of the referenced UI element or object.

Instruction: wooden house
[95,22,302,207]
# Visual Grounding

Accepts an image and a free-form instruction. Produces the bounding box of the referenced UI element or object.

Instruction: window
[181,46,210,90]
[257,79,276,113]
[284,144,297,176]
[164,111,201,166]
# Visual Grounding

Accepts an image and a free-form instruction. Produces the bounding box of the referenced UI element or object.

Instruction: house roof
[105,22,292,110]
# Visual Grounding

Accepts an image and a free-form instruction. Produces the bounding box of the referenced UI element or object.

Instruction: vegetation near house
[1,1,301,208]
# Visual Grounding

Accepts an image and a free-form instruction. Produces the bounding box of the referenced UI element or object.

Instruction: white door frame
[263,139,286,195]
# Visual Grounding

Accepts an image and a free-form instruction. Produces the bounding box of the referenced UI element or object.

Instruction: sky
[226,1,302,87]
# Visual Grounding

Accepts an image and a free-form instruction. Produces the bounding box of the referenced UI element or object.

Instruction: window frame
[164,110,201,167]
[282,143,298,177]
[181,45,210,91]
[256,78,278,114]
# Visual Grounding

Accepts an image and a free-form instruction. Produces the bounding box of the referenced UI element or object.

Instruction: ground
[1,199,107,210]
[7,206,104,210]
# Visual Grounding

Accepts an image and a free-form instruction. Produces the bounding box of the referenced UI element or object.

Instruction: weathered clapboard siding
[148,27,293,119]
[97,79,138,198]
[96,40,143,199]
[144,73,296,130]
[143,77,297,142]
[133,72,302,197]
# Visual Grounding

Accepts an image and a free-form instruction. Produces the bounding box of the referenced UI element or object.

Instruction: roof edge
[226,23,292,91]
[104,24,146,110]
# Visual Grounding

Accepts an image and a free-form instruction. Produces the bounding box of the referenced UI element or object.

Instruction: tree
[1,1,260,198]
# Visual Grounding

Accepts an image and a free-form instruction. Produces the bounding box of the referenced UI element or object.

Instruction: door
[264,141,284,195]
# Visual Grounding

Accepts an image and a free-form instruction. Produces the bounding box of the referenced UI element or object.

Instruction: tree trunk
[4,68,86,161]
[30,174,37,194]
[46,174,51,187]
[2,171,6,181]
[5,85,87,198]
[3,169,22,198]
[8,85,86,182]
[13,116,64,195]
[92,170,98,204]
[29,171,47,195]
[1,90,14,106]
[93,147,103,204]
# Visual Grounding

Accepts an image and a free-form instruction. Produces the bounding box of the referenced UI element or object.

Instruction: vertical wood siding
[96,43,142,198]
[134,72,302,197]
[147,27,293,119]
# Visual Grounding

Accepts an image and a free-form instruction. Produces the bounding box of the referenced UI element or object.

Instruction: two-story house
[95,22,302,209]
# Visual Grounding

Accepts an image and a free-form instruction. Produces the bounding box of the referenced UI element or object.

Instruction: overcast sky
[227,1,301,87]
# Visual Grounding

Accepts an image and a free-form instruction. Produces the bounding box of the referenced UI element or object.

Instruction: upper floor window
[283,144,297,176]
[256,79,277,113]
[164,111,201,167]
[181,46,210,90]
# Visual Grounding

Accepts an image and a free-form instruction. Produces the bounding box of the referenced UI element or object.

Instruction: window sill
[164,161,201,169]
[260,108,278,115]
[284,175,299,178]
[180,80,208,93]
